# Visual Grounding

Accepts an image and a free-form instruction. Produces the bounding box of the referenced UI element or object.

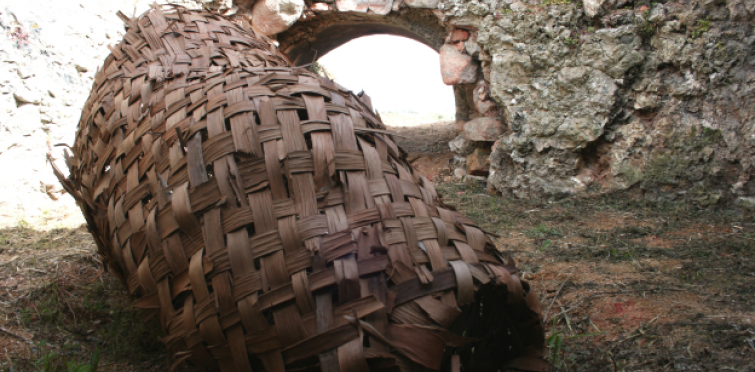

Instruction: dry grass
[436,180,755,371]
[0,225,172,372]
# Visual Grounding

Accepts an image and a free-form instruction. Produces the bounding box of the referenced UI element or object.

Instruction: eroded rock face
[434,0,755,205]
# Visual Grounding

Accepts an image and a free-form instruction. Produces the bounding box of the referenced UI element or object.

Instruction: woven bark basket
[53,5,547,372]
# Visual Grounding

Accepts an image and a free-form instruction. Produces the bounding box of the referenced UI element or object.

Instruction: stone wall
[0,0,210,227]
[444,0,755,209]
[244,0,755,208]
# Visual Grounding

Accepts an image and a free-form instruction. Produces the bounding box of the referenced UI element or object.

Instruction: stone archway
[233,0,610,197]
[267,6,505,178]
[277,11,445,65]
[232,0,755,206]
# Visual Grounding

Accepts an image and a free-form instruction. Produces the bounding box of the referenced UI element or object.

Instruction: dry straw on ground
[52,5,546,372]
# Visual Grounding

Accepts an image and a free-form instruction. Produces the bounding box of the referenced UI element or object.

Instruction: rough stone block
[473,81,496,115]
[440,44,478,85]
[633,92,660,110]
[404,0,440,8]
[310,2,331,11]
[583,0,606,17]
[737,197,755,210]
[463,117,505,141]
[336,0,392,14]
[252,0,305,35]
[465,39,481,57]
[449,134,475,156]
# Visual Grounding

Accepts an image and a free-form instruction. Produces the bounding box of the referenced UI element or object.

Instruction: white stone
[583,0,605,17]
[634,93,660,110]
[251,0,305,36]
[336,0,392,14]
[449,135,475,155]
[404,0,440,9]
[12,86,43,106]
[310,2,330,11]
[16,66,33,79]
[4,105,42,137]
[369,0,393,15]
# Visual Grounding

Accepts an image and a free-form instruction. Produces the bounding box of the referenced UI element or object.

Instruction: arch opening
[277,11,479,130]
[277,10,446,66]
[285,22,436,66]
[273,8,500,181]
[316,35,455,125]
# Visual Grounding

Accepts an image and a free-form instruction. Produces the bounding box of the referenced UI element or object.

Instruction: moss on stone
[617,163,645,186]
[645,153,690,185]
[690,18,711,38]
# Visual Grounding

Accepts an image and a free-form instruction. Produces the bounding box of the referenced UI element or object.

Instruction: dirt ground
[1,121,754,371]
[386,121,457,180]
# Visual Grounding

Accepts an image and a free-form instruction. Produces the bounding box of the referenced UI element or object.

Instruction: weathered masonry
[240,0,755,208]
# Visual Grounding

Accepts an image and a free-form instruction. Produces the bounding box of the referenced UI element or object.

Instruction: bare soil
[386,121,457,180]
[1,121,754,372]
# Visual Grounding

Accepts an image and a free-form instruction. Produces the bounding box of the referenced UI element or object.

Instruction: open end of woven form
[52,5,547,372]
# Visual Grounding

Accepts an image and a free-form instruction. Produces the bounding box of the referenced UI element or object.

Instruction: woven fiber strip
[53,5,547,372]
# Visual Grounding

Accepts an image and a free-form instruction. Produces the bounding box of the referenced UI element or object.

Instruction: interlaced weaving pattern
[53,5,547,372]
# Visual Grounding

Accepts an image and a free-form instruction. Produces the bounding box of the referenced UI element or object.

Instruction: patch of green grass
[541,0,572,5]
[12,341,99,372]
[310,61,332,79]
[526,223,563,239]
[546,327,565,368]
[636,9,657,39]
[638,19,656,39]
[690,18,711,38]
[435,181,514,234]
[702,127,722,143]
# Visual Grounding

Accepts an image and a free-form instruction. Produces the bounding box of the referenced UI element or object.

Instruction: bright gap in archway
[317,35,455,127]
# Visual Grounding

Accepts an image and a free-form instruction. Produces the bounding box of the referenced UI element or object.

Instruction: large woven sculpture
[53,5,547,372]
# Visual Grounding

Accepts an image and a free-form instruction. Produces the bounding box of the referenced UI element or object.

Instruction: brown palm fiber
[52,5,548,372]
